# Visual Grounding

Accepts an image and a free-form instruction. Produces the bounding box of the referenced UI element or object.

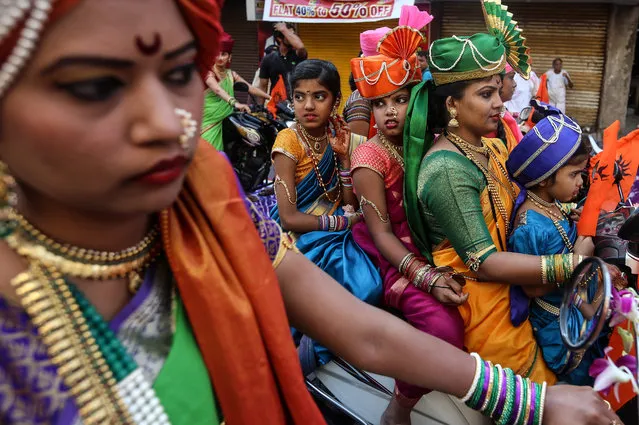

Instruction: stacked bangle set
[338,166,353,189]
[462,353,546,425]
[540,254,582,287]
[318,215,352,232]
[228,97,238,108]
[399,253,445,293]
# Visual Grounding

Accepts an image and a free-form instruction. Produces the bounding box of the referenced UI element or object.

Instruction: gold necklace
[378,132,405,170]
[6,209,160,293]
[295,129,342,204]
[526,192,574,252]
[298,124,328,152]
[446,133,513,235]
[447,132,489,156]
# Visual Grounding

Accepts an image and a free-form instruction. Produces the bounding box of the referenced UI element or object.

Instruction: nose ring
[175,108,198,150]
[389,106,398,120]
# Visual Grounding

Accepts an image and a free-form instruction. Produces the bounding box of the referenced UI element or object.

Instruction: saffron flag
[267,75,287,117]
[578,121,620,236]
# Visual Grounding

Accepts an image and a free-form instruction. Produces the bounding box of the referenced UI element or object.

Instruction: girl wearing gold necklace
[349,9,470,424]
[270,59,382,365]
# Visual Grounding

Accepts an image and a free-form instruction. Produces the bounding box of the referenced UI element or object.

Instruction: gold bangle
[541,256,548,285]
[399,253,416,275]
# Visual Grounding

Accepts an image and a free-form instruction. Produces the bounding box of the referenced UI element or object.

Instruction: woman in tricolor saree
[201,32,270,150]
[348,7,466,424]
[506,112,610,385]
[0,1,621,425]
[270,59,382,363]
[404,1,577,386]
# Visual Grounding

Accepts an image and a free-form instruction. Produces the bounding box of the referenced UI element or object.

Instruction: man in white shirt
[545,58,573,113]
[505,70,540,115]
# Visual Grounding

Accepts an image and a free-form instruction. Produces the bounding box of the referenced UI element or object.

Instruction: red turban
[0,0,224,85]
[219,31,234,53]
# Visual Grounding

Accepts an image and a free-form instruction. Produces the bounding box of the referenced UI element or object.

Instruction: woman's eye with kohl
[165,63,197,86]
[56,76,124,102]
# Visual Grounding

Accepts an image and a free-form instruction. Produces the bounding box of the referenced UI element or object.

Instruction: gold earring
[331,95,341,117]
[448,107,459,128]
[389,106,398,120]
[174,108,198,151]
[0,161,17,217]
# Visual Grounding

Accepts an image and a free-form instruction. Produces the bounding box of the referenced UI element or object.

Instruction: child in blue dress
[506,111,609,385]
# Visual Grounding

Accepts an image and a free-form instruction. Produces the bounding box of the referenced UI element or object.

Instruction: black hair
[349,73,357,92]
[290,59,341,100]
[416,50,428,58]
[273,23,296,41]
[553,58,563,65]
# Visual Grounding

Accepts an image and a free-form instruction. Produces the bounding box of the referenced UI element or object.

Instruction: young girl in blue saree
[506,111,608,385]
[270,60,382,364]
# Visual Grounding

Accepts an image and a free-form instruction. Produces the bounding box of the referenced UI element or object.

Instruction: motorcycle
[222,82,286,193]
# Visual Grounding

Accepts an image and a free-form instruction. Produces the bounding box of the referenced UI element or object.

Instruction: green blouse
[417,150,498,265]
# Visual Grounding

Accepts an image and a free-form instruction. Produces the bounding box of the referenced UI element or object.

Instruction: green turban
[428,33,506,86]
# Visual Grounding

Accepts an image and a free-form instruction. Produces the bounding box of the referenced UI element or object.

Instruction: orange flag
[267,75,287,116]
[578,121,620,236]
[599,128,639,211]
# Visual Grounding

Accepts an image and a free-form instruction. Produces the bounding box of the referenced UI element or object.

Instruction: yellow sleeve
[272,129,303,163]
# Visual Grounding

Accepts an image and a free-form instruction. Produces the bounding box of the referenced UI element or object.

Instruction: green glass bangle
[486,365,503,416]
[469,360,487,409]
[497,368,516,425]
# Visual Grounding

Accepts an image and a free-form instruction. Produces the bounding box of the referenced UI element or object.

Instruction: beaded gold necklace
[526,191,574,252]
[6,208,160,293]
[295,128,342,203]
[378,132,405,170]
[446,132,516,236]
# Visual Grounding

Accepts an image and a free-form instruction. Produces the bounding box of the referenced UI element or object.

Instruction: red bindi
[135,33,162,56]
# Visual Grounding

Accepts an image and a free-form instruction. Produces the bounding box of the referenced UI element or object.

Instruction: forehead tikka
[0,0,53,99]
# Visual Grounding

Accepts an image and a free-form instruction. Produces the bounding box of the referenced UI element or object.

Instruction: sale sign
[262,0,416,23]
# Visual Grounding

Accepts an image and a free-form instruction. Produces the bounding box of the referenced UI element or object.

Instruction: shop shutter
[440,2,609,128]
[299,20,399,110]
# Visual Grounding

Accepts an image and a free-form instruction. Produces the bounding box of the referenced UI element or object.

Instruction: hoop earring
[174,108,198,151]
[448,107,459,128]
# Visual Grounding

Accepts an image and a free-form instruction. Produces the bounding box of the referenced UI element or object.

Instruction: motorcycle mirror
[519,107,532,122]
[233,82,250,93]
[560,257,611,366]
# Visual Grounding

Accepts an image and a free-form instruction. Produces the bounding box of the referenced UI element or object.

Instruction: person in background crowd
[343,69,372,138]
[505,69,540,115]
[487,64,524,152]
[201,32,270,150]
[258,22,308,102]
[545,58,573,113]
[416,50,432,82]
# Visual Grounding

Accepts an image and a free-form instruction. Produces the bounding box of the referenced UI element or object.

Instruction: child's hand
[574,235,595,256]
[569,206,583,222]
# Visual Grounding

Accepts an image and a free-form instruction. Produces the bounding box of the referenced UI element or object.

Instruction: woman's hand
[574,236,595,257]
[329,116,352,159]
[543,385,622,424]
[429,268,469,306]
[236,103,251,113]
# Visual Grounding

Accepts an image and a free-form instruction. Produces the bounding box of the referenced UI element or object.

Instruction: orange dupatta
[431,139,556,384]
[162,141,325,425]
